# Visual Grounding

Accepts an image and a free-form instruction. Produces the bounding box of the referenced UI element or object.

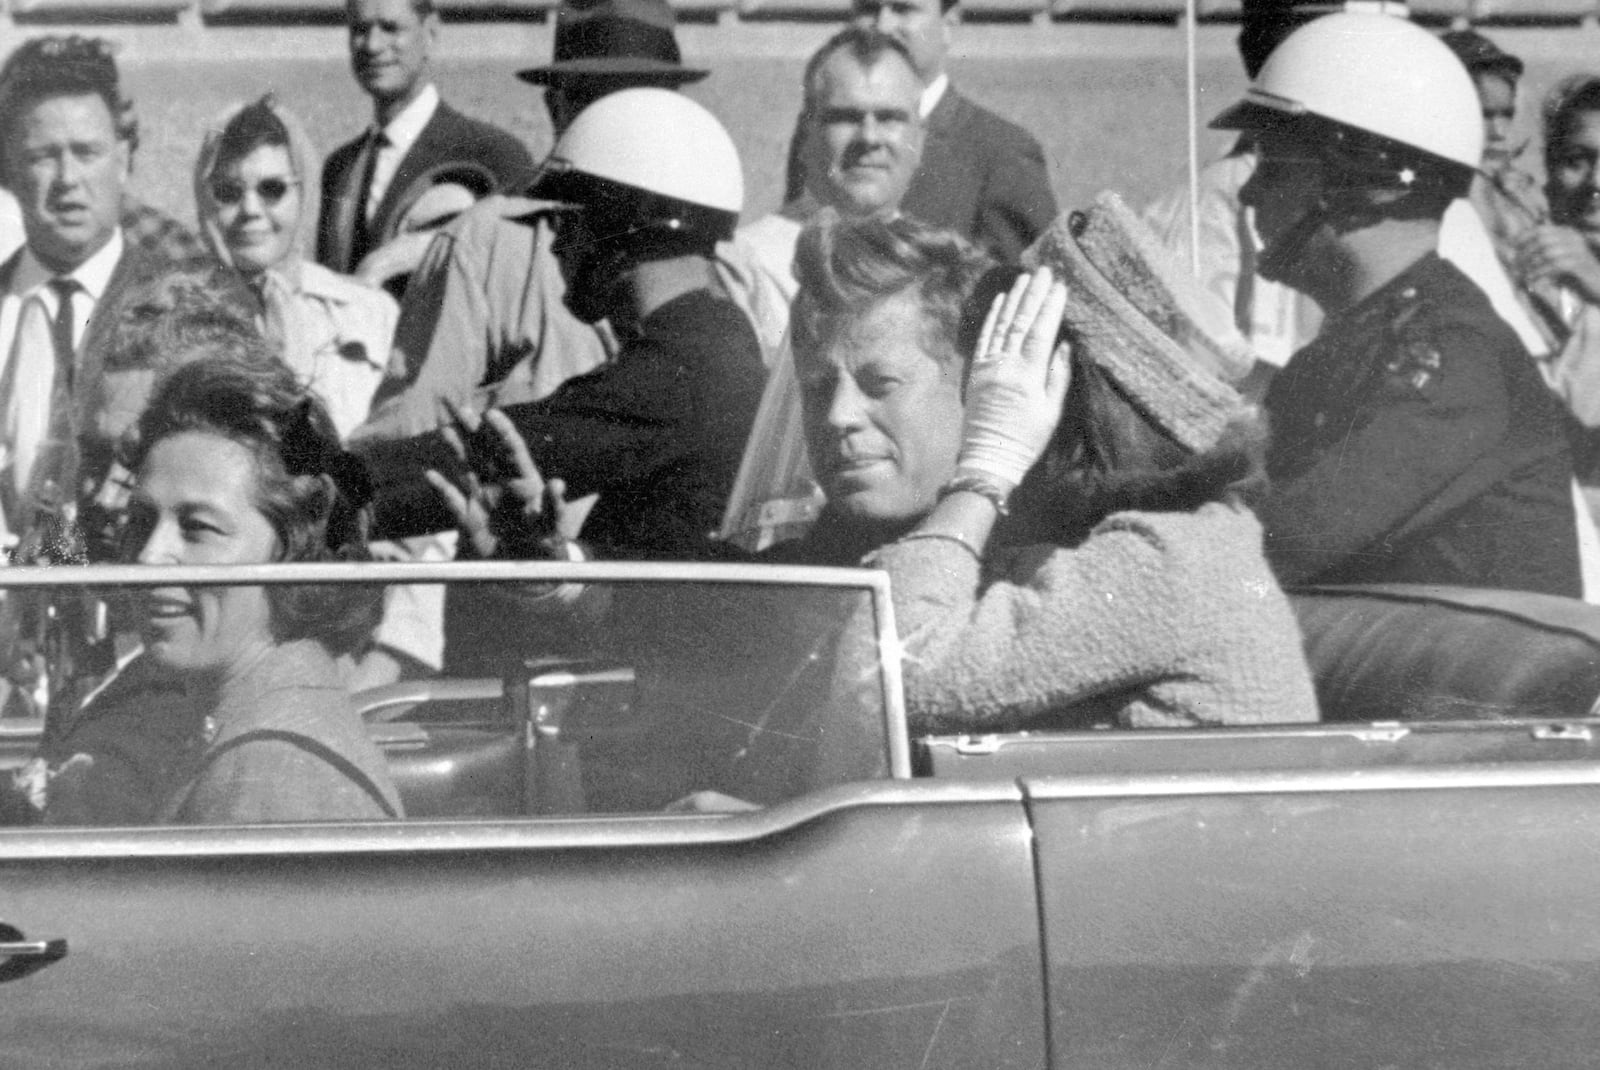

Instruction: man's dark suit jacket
[784,85,1058,263]
[317,100,535,275]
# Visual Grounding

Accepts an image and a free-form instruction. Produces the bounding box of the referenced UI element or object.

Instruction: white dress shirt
[0,228,124,382]
[919,72,948,120]
[366,83,440,223]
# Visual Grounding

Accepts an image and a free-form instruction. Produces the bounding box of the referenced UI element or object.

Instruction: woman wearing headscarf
[194,94,397,440]
[196,95,444,688]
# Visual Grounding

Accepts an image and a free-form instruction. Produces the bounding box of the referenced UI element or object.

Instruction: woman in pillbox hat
[870,192,1318,731]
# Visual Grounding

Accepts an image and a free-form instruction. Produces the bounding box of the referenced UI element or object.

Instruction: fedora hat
[517,0,708,86]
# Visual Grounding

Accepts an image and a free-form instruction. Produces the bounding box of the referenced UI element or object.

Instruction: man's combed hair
[791,209,999,372]
[130,357,382,657]
[0,36,138,167]
[801,26,919,115]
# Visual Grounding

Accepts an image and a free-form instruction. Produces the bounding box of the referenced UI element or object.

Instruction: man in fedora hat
[317,0,535,278]
[517,0,708,134]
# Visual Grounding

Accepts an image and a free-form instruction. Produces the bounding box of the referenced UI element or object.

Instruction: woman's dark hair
[1006,361,1268,546]
[791,209,1002,374]
[1545,76,1600,175]
[210,95,293,177]
[127,356,381,656]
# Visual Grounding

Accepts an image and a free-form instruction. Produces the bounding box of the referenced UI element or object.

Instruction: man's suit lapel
[367,103,458,248]
[76,240,149,414]
[331,136,373,274]
[905,88,979,232]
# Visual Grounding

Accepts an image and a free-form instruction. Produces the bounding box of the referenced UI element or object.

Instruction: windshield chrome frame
[0,559,912,779]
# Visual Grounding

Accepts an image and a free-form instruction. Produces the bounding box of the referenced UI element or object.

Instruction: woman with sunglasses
[196,97,445,691]
[194,95,397,440]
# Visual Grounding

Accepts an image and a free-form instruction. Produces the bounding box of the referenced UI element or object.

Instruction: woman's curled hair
[127,356,381,656]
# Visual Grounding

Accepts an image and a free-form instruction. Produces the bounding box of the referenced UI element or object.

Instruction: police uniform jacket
[1259,252,1582,596]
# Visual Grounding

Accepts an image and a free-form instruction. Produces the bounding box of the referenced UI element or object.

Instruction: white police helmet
[534,87,743,241]
[1214,11,1481,190]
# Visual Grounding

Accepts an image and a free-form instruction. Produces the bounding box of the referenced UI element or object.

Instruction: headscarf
[192,95,322,361]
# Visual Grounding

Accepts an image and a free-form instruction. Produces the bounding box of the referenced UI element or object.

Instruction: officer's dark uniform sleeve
[1258,320,1512,585]
[359,335,701,538]
[358,294,764,547]
[495,336,704,496]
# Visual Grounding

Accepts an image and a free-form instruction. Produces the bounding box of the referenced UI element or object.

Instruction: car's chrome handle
[0,924,67,983]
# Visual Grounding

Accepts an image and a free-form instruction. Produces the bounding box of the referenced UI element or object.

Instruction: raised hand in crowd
[1517,223,1600,304]
[424,399,581,560]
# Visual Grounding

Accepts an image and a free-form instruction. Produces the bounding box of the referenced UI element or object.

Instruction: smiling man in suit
[318,0,534,277]
[782,0,1056,263]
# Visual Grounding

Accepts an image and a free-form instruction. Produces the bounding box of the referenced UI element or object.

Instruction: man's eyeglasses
[209,177,297,207]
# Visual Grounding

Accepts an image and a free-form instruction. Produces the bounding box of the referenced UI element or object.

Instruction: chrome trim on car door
[0,778,1023,860]
[1022,760,1600,800]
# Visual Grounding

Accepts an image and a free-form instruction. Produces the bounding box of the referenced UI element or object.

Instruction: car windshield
[0,561,905,826]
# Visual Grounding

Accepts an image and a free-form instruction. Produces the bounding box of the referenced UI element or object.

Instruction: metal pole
[1185,0,1202,277]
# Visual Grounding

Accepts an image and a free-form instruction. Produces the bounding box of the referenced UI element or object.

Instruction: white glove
[957,266,1071,491]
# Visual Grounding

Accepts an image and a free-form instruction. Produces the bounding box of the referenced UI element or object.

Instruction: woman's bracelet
[939,473,1012,517]
[894,530,984,564]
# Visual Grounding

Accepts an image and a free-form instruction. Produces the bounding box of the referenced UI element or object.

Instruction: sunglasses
[209,177,297,207]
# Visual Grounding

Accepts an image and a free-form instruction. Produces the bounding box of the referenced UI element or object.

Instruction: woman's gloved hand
[957,266,1072,492]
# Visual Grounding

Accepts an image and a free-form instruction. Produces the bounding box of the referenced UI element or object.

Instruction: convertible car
[3,559,1600,1068]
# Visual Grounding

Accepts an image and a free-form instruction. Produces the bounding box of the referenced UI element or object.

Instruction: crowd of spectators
[3,0,1600,822]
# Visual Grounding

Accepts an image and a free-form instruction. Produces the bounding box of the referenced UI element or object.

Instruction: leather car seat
[1291,585,1600,722]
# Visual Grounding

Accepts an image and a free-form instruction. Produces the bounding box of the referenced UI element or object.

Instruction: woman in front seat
[31,353,402,825]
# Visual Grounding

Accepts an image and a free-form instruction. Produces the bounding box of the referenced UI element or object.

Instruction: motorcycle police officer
[1214,11,1583,596]
[358,89,766,562]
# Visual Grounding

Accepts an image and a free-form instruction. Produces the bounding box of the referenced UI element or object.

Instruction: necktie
[0,278,82,551]
[350,129,389,269]
[3,279,79,500]
[32,277,82,509]
[46,277,78,397]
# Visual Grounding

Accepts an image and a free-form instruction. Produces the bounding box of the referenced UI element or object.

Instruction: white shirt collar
[920,73,949,119]
[379,83,440,155]
[13,227,123,301]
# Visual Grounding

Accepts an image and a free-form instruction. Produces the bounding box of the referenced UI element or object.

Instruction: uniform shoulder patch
[1380,287,1444,396]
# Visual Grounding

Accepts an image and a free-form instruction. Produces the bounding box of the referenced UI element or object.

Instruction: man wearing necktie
[317,0,534,278]
[0,36,176,555]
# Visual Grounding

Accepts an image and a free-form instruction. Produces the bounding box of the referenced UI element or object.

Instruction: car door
[0,562,1048,1070]
[1012,728,1600,1069]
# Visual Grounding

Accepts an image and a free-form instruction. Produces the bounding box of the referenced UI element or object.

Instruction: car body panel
[1029,767,1600,1069]
[1,782,1046,1068]
[10,563,1600,1065]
